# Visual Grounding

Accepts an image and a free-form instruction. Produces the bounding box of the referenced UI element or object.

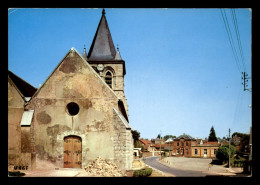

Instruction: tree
[131,130,140,143]
[134,140,145,151]
[163,135,176,141]
[240,135,250,153]
[208,126,218,142]
[232,132,248,138]
[232,132,250,154]
[216,144,236,164]
[157,134,161,139]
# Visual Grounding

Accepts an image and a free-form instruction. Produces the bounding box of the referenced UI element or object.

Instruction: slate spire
[87,8,117,60]
[115,44,122,60]
[82,44,88,60]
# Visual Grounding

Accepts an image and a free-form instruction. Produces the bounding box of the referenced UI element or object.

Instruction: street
[144,157,207,177]
[144,156,243,177]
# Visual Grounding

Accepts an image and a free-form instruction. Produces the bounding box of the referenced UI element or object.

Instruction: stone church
[8,9,133,172]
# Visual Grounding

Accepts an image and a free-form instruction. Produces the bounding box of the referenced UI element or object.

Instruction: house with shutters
[8,9,133,173]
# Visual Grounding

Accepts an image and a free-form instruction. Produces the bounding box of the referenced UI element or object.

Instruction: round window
[66,102,79,116]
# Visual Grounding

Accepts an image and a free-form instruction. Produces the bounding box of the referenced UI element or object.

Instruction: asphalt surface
[144,157,207,177]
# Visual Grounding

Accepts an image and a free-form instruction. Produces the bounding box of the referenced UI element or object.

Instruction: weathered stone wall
[90,63,129,117]
[26,49,133,170]
[8,78,33,170]
[113,110,133,171]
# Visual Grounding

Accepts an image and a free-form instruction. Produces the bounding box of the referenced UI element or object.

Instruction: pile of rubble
[84,157,125,177]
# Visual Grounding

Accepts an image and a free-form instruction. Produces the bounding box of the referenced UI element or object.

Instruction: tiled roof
[176,133,195,140]
[139,139,152,145]
[192,141,220,147]
[154,143,170,148]
[8,70,37,97]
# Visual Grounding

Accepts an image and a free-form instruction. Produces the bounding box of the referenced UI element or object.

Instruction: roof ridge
[28,47,121,104]
[113,107,131,129]
[8,76,25,99]
[8,70,37,97]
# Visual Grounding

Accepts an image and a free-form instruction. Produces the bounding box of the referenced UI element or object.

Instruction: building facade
[8,71,37,171]
[172,134,197,157]
[8,9,133,173]
[191,140,220,158]
[139,139,155,152]
[159,135,220,158]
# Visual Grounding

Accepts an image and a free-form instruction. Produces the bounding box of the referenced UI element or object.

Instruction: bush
[231,158,247,167]
[216,144,236,163]
[161,149,169,152]
[133,168,153,177]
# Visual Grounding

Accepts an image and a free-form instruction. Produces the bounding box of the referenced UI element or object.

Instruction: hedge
[133,168,153,177]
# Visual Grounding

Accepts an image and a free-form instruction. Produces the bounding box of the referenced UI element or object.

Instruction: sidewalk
[159,157,243,176]
[21,168,90,177]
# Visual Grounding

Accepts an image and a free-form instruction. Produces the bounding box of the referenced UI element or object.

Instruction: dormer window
[105,71,112,88]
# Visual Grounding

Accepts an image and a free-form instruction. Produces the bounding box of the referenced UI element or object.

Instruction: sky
[8,8,252,140]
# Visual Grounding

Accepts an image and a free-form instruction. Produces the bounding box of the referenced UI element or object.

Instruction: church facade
[8,9,133,172]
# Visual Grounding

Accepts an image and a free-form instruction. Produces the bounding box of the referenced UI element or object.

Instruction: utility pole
[159,131,162,160]
[242,72,251,91]
[229,128,231,168]
[168,137,171,157]
[170,137,172,157]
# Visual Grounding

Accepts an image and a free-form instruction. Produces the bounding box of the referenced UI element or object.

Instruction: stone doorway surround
[57,130,87,168]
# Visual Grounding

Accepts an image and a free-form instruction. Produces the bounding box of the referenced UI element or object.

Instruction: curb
[144,163,169,177]
[143,157,174,177]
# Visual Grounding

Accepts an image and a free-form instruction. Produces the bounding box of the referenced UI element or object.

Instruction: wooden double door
[64,136,82,168]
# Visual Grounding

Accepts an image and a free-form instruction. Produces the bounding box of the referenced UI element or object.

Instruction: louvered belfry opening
[105,71,112,88]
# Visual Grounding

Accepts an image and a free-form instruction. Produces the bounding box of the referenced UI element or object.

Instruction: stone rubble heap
[84,157,125,177]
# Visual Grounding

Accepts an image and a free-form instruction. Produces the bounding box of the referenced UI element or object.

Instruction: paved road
[144,157,207,177]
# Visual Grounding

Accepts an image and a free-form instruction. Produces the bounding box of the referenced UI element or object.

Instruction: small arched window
[105,71,112,88]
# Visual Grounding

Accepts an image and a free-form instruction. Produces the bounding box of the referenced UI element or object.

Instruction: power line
[230,9,247,72]
[232,82,243,126]
[220,9,242,73]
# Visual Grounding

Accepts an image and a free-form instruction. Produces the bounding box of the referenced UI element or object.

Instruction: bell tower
[83,8,128,117]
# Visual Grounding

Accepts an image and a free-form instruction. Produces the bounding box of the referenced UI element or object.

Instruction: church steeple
[86,8,128,117]
[87,8,116,60]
